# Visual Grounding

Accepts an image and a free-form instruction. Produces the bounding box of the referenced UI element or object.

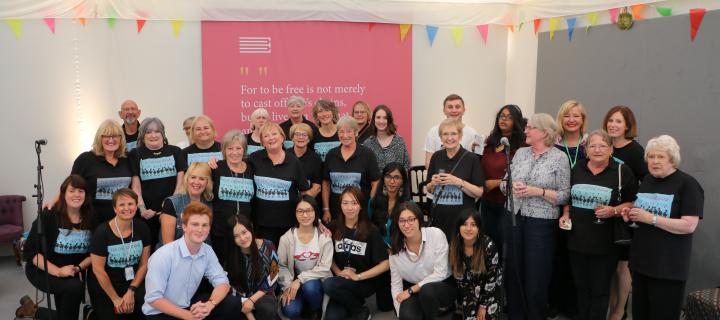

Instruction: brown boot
[15,295,38,318]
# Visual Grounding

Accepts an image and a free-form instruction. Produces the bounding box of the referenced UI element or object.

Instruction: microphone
[35,139,48,145]
[500,137,510,147]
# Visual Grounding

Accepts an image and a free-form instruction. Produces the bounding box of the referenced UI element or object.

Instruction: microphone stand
[503,142,527,316]
[32,141,53,320]
[504,144,516,227]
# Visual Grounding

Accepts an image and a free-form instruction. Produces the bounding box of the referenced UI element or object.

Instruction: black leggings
[26,265,84,320]
[569,250,618,320]
[87,274,145,319]
[398,277,457,320]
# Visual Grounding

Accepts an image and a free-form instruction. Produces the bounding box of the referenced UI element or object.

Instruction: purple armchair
[0,195,26,265]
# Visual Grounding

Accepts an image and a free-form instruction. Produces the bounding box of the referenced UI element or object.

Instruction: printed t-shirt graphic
[219,176,254,202]
[246,144,265,156]
[106,240,143,268]
[255,175,292,201]
[55,229,91,254]
[314,141,341,161]
[96,177,132,200]
[140,156,177,180]
[126,140,137,151]
[335,238,368,256]
[434,185,463,205]
[571,184,612,209]
[329,172,362,194]
[187,151,224,165]
[635,193,673,218]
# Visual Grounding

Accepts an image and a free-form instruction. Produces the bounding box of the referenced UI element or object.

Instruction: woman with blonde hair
[183,115,223,166]
[159,162,214,244]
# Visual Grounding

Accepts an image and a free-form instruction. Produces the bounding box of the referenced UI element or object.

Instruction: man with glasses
[118,100,142,151]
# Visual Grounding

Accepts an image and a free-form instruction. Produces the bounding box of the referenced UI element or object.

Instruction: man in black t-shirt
[119,100,142,150]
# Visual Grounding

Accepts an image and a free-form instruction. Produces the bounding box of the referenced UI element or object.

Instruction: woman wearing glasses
[289,123,323,199]
[389,201,456,319]
[558,130,638,320]
[353,101,373,144]
[370,162,412,245]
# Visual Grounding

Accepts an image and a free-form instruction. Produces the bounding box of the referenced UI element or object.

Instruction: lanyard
[113,218,134,265]
[343,229,358,268]
[563,139,580,169]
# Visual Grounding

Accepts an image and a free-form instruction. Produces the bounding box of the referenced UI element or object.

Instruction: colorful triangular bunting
[585,12,598,33]
[451,27,463,47]
[549,18,559,40]
[136,19,146,34]
[690,8,706,42]
[533,19,542,35]
[631,4,648,21]
[171,19,183,38]
[609,8,620,24]
[5,19,22,39]
[78,17,87,26]
[476,24,488,44]
[368,22,376,31]
[567,18,576,41]
[656,7,672,17]
[107,17,116,29]
[43,17,55,34]
[399,24,411,42]
[426,25,438,46]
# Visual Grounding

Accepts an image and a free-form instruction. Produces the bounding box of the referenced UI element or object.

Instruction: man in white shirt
[424,93,484,168]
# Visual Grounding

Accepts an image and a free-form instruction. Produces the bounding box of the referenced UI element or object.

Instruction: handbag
[613,163,632,245]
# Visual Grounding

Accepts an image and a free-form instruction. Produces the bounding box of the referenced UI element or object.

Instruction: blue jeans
[505,214,558,320]
[281,279,324,318]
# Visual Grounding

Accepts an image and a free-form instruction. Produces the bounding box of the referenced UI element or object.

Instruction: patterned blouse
[240,239,280,297]
[362,134,411,172]
[506,147,571,219]
[455,236,502,320]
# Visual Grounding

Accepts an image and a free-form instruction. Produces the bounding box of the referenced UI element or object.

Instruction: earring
[382,185,387,196]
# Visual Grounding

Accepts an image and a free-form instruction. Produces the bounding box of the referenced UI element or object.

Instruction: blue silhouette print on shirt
[187,152,223,165]
[96,177,132,200]
[254,175,292,201]
[571,184,612,210]
[329,172,362,194]
[140,156,177,180]
[106,240,143,268]
[246,145,265,156]
[54,229,91,254]
[219,176,254,202]
[635,193,674,218]
[314,141,341,161]
[126,141,137,151]
[434,185,463,205]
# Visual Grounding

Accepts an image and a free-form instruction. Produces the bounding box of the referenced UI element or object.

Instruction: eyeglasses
[353,110,368,115]
[101,135,120,140]
[293,132,309,138]
[341,201,359,207]
[398,217,418,225]
[384,174,403,182]
[587,144,610,150]
[525,125,537,130]
[296,208,314,216]
[499,114,513,121]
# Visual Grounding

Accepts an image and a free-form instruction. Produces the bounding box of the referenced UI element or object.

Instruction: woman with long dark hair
[324,187,391,320]
[225,214,281,320]
[449,208,501,320]
[362,104,411,172]
[370,162,411,245]
[25,175,96,320]
[481,104,525,253]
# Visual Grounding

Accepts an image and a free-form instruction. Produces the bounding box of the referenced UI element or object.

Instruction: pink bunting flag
[43,17,55,34]
[137,19,146,34]
[476,24,488,44]
[609,8,620,24]
[690,8,706,42]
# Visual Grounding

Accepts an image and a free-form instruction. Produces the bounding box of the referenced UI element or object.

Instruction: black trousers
[26,265,84,320]
[87,274,145,319]
[569,250,618,320]
[631,272,686,320]
[480,200,505,259]
[323,276,376,320]
[398,277,457,320]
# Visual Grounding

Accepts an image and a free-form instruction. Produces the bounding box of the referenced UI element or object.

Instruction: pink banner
[202,21,413,153]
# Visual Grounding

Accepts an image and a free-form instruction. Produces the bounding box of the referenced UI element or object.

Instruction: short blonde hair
[258,122,286,146]
[556,100,588,137]
[528,113,558,147]
[92,119,127,158]
[190,115,217,144]
[645,135,681,167]
[221,130,247,159]
[437,118,464,137]
[183,162,214,201]
[289,123,313,140]
[250,108,270,131]
[312,99,339,125]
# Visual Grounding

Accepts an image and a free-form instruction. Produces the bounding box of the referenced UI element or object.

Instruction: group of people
[23,95,703,320]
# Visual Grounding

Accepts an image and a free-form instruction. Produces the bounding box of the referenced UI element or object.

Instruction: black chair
[408,165,430,217]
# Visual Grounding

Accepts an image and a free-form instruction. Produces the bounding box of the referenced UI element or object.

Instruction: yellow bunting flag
[585,12,598,33]
[548,18,559,40]
[171,20,184,38]
[399,24,411,42]
[5,19,22,39]
[451,26,463,47]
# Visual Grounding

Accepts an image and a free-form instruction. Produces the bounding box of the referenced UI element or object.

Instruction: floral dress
[455,235,502,320]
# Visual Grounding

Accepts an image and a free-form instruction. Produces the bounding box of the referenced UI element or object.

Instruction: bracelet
[357,273,363,280]
[458,180,464,189]
[613,207,618,216]
[322,208,330,212]
[652,215,658,227]
[542,188,546,197]
[248,297,256,304]
[128,285,137,292]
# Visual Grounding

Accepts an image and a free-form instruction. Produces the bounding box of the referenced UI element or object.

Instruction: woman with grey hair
[313,99,341,161]
[502,113,571,320]
[210,130,254,264]
[322,115,381,223]
[621,135,704,320]
[246,107,270,156]
[280,96,320,149]
[129,117,186,247]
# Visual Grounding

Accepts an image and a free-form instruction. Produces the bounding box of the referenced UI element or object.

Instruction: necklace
[563,139,580,169]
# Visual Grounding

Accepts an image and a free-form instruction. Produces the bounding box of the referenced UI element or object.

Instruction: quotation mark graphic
[258,66,268,76]
[238,37,271,53]
[240,66,249,75]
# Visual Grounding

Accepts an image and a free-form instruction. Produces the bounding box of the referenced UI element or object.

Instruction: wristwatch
[209,299,218,306]
[407,287,414,295]
[128,285,137,292]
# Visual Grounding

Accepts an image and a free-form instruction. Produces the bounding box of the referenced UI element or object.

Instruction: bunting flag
[368,22,376,31]
[426,25,439,46]
[78,17,87,26]
[452,27,463,47]
[548,17,559,40]
[567,17,576,41]
[476,24,488,44]
[503,12,514,32]
[43,17,56,34]
[609,8,620,24]
[399,24,411,42]
[585,12,598,33]
[518,11,525,31]
[171,19,183,38]
[690,8,706,42]
[5,19,22,39]
[631,4,648,21]
[533,19,542,35]
[656,7,672,17]
[107,17,116,29]
[136,19,146,34]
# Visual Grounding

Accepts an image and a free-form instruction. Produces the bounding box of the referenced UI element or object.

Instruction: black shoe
[355,306,372,320]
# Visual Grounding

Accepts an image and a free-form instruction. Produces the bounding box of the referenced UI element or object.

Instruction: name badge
[125,267,135,281]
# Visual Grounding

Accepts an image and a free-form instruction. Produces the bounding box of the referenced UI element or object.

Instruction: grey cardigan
[277,227,334,290]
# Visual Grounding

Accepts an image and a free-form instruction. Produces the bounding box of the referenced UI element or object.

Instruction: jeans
[505,214,558,320]
[281,279,324,317]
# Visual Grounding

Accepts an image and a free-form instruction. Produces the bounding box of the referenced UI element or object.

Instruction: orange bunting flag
[399,24,411,42]
[631,4,648,21]
[43,17,55,34]
[78,17,87,26]
[476,24,488,44]
[689,8,706,42]
[368,22,376,31]
[534,19,542,35]
[548,18,559,40]
[136,19,146,34]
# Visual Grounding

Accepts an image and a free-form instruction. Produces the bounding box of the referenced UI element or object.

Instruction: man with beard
[119,100,142,151]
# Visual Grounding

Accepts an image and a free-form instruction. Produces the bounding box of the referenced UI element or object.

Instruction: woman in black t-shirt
[129,117,186,248]
[245,108,269,156]
[159,162,214,244]
[182,115,223,166]
[89,188,151,319]
[558,130,638,320]
[289,123,323,199]
[324,187,391,320]
[25,175,96,320]
[622,135,704,320]
[312,99,341,162]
